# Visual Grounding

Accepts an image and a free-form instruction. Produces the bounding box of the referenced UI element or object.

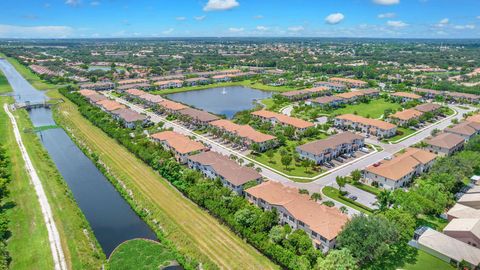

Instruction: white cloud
[477,16,480,20]
[454,24,475,30]
[256,26,268,31]
[90,1,100,6]
[325,13,344,25]
[439,18,449,25]
[228,27,244,33]
[254,15,263,19]
[203,0,239,11]
[378,12,396,19]
[373,0,399,5]
[162,28,174,34]
[0,24,74,38]
[387,20,408,28]
[65,0,80,7]
[194,15,206,21]
[287,26,304,32]
[176,16,186,21]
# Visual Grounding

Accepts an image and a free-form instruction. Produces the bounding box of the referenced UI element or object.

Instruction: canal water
[0,59,156,256]
[166,86,273,118]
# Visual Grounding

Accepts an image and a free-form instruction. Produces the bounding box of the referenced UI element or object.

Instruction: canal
[166,86,273,118]
[0,59,157,256]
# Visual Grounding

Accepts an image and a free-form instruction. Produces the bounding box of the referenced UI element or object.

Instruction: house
[310,95,345,108]
[85,93,107,104]
[187,151,262,194]
[467,113,480,124]
[78,89,97,97]
[124,88,147,99]
[458,193,480,210]
[157,100,188,114]
[80,82,115,91]
[280,87,330,101]
[443,218,480,248]
[96,99,126,112]
[151,130,205,163]
[212,74,231,82]
[447,204,480,221]
[413,227,480,269]
[314,81,347,92]
[364,148,436,190]
[117,78,149,86]
[177,108,220,128]
[445,121,480,141]
[117,83,154,91]
[154,80,183,89]
[335,92,365,103]
[446,92,480,104]
[391,92,422,103]
[138,93,165,106]
[389,109,423,126]
[425,132,465,156]
[209,119,277,151]
[250,110,315,133]
[414,88,443,100]
[359,88,380,98]
[334,114,397,138]
[245,181,349,252]
[111,108,148,128]
[328,77,368,88]
[296,132,364,165]
[184,77,209,86]
[414,103,442,114]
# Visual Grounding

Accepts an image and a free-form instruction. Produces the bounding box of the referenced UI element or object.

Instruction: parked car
[384,156,393,160]
[348,195,358,201]
[373,162,381,167]
[360,147,370,153]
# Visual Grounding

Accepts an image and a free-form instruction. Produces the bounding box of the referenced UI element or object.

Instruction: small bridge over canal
[14,98,64,110]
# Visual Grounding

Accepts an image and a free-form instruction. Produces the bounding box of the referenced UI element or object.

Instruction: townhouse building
[328,77,368,88]
[280,87,330,101]
[389,109,423,126]
[334,114,397,138]
[296,132,364,164]
[391,92,422,103]
[425,132,465,156]
[111,108,148,128]
[245,181,348,252]
[310,95,345,108]
[177,107,220,128]
[250,110,315,134]
[313,81,347,92]
[445,121,480,141]
[151,130,205,163]
[80,81,115,91]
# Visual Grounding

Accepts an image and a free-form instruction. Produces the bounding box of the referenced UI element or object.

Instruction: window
[311,231,317,237]
[320,236,327,242]
[299,221,305,227]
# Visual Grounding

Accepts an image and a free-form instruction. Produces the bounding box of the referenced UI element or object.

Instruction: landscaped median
[322,186,374,215]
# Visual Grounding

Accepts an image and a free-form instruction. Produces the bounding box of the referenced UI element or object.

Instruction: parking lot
[319,147,371,171]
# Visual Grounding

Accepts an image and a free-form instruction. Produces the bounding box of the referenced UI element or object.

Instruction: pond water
[166,86,273,118]
[0,59,157,256]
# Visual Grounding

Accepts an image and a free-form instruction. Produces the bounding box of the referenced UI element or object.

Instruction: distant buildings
[314,81,347,92]
[280,87,330,101]
[111,108,148,128]
[251,110,315,134]
[389,109,423,126]
[391,92,422,103]
[328,77,368,88]
[334,114,397,138]
[80,82,115,91]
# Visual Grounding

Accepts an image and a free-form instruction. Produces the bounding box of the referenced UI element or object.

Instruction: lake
[166,86,273,118]
[0,59,157,256]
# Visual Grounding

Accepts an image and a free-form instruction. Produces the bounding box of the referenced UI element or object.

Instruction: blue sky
[0,0,479,38]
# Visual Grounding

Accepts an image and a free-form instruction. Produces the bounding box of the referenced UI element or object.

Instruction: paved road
[106,92,475,212]
[4,104,68,270]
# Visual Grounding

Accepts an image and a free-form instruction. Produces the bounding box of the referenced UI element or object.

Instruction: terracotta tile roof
[139,93,164,103]
[111,108,147,123]
[158,99,187,111]
[467,114,480,124]
[335,91,364,99]
[446,121,480,136]
[311,95,345,104]
[414,103,441,113]
[188,151,261,186]
[86,94,107,103]
[391,92,422,99]
[414,88,442,95]
[281,87,329,97]
[117,78,149,85]
[178,108,220,123]
[154,79,183,86]
[336,114,397,130]
[366,148,436,181]
[151,131,205,154]
[251,110,314,129]
[425,132,465,149]
[96,99,126,111]
[125,88,147,97]
[78,89,97,96]
[297,131,364,155]
[390,109,423,121]
[447,92,480,100]
[246,181,348,240]
[210,119,276,143]
[328,77,367,85]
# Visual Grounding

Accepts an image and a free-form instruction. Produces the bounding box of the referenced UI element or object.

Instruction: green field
[403,250,454,270]
[152,79,295,95]
[0,70,12,94]
[387,127,416,142]
[51,90,278,270]
[332,98,402,119]
[109,239,178,270]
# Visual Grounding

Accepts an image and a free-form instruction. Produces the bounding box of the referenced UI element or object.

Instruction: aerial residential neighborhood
[0,1,480,270]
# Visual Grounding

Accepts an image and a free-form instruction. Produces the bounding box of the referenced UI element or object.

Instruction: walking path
[4,104,68,270]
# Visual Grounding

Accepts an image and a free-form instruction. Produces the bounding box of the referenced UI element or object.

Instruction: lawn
[152,79,295,95]
[108,239,178,270]
[332,98,402,119]
[52,89,278,270]
[250,136,327,179]
[352,182,381,196]
[403,250,454,270]
[322,186,373,215]
[387,127,416,142]
[0,69,12,94]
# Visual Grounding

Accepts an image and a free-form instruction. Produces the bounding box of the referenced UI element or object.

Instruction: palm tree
[336,176,347,192]
[310,192,322,202]
[376,190,392,212]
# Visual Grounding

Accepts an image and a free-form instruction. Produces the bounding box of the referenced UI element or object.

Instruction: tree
[237,158,244,165]
[311,192,322,201]
[337,215,399,267]
[351,170,362,183]
[265,149,274,161]
[376,190,393,212]
[281,154,292,169]
[315,248,358,270]
[336,176,347,192]
[340,206,348,214]
[299,189,309,195]
[268,225,285,243]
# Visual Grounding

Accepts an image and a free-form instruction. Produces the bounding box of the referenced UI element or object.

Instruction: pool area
[166,86,273,118]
